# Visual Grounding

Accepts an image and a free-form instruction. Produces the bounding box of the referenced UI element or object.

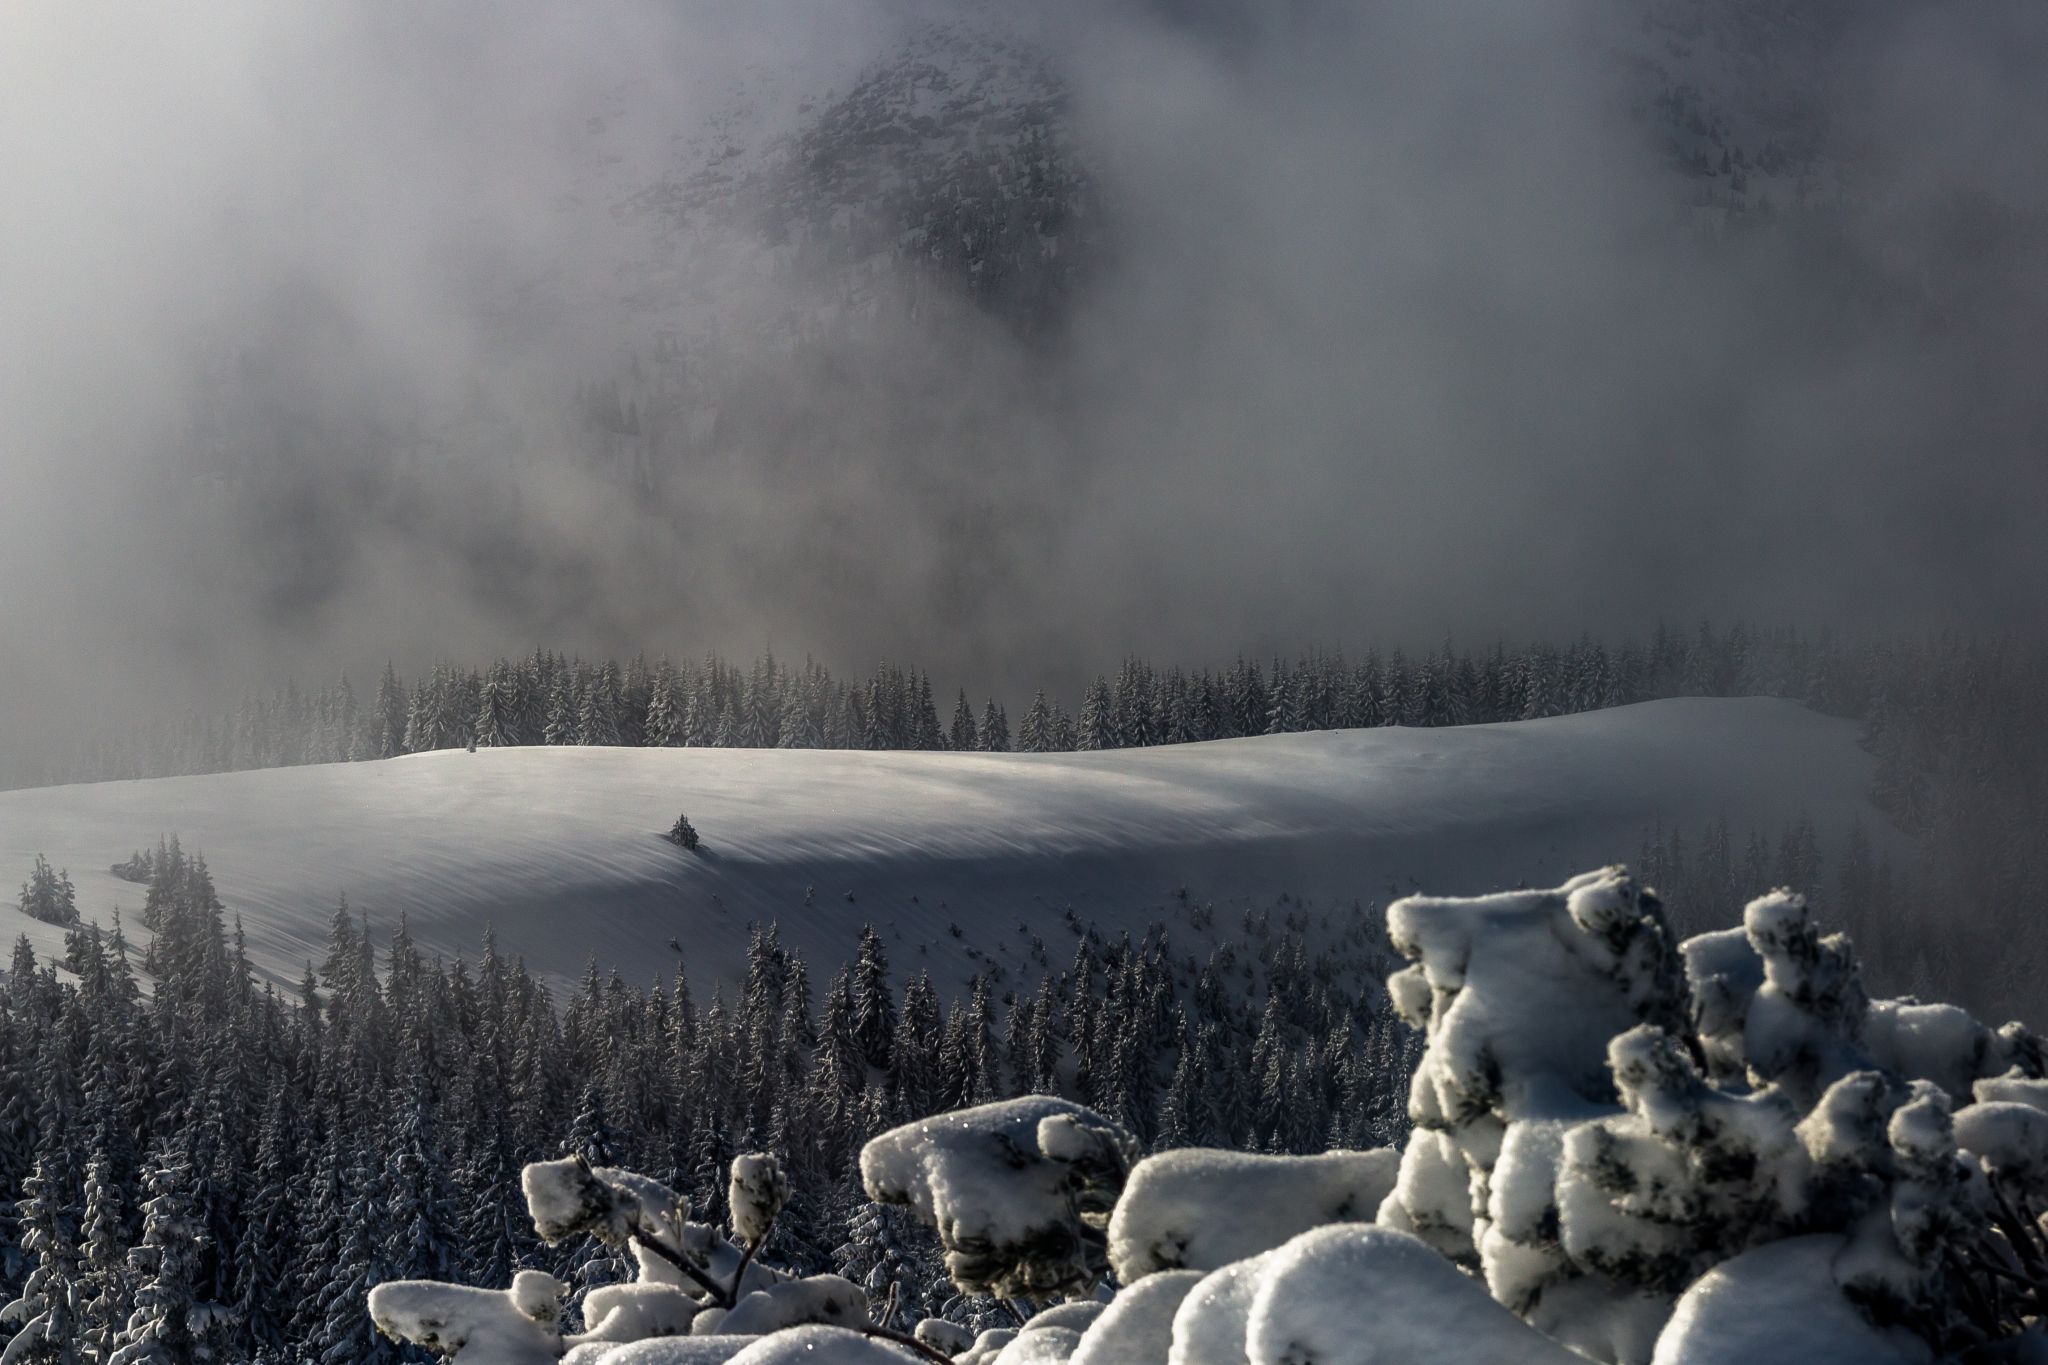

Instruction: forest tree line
[0,841,1414,1363]
[18,624,2046,1018]
[18,623,1968,784]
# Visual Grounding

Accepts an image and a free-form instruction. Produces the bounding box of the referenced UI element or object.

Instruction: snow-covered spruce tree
[666,815,701,852]
[15,858,76,928]
[0,1154,83,1364]
[108,1147,216,1365]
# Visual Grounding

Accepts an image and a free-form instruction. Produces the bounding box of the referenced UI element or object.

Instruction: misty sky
[3,0,2046,755]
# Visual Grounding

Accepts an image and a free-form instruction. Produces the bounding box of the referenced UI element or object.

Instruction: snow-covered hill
[0,698,1884,993]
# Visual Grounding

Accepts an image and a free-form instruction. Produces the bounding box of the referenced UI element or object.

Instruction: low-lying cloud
[3,0,2045,765]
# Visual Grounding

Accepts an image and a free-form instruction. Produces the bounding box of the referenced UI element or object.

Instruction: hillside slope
[0,698,1882,993]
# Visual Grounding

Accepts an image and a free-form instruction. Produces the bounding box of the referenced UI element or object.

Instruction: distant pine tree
[666,814,701,851]
[1018,689,1053,753]
[949,691,979,753]
[980,700,1010,753]
[578,664,624,746]
[372,663,408,760]
[543,676,578,745]
[644,663,684,747]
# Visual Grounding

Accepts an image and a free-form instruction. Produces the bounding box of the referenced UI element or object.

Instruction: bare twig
[856,1323,954,1364]
[630,1227,736,1309]
[728,1209,779,1303]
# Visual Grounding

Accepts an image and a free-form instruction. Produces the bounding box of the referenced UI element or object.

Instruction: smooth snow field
[0,698,1884,991]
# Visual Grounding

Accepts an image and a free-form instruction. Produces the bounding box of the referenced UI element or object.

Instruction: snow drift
[0,698,1879,990]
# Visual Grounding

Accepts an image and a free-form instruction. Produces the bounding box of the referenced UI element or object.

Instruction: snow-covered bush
[376,1155,905,1364]
[1379,868,2048,1363]
[860,1097,1136,1301]
[371,867,2048,1365]
[1109,1148,1398,1281]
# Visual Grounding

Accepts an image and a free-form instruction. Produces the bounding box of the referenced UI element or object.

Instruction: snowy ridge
[0,698,1881,993]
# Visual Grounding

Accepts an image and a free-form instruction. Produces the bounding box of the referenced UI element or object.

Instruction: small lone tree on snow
[665,814,700,852]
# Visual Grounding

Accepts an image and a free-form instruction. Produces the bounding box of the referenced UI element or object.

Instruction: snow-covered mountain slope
[0,698,1885,994]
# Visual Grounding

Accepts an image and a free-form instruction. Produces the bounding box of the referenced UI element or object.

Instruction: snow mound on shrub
[1110,1149,1397,1281]
[713,1276,869,1337]
[1245,1224,1583,1365]
[1167,1248,1285,1365]
[724,1325,920,1363]
[564,1338,761,1364]
[1070,1269,1200,1365]
[1651,1237,1933,1365]
[861,1096,1134,1299]
[369,1274,566,1363]
[988,1326,1082,1363]
[574,1283,702,1344]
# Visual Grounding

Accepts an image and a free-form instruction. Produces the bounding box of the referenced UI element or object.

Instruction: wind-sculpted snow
[0,699,1882,993]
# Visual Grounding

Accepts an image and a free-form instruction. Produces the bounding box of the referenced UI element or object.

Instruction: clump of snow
[1167,1248,1283,1365]
[1679,927,1764,1086]
[1068,1269,1200,1365]
[1017,1302,1105,1334]
[1556,1024,1806,1300]
[527,1156,645,1246]
[948,1290,1106,1363]
[723,1325,920,1363]
[1244,1225,1584,1365]
[1651,1237,1934,1365]
[861,1096,1134,1299]
[914,1319,975,1357]
[986,1326,1080,1363]
[953,1328,1016,1365]
[1974,1070,2048,1112]
[1953,1102,2048,1195]
[369,1277,565,1363]
[1387,868,1686,1131]
[714,1277,869,1337]
[1110,1149,1397,1281]
[571,1283,703,1345]
[1739,892,1870,1107]
[514,1269,573,1329]
[729,1154,790,1248]
[563,1340,760,1365]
